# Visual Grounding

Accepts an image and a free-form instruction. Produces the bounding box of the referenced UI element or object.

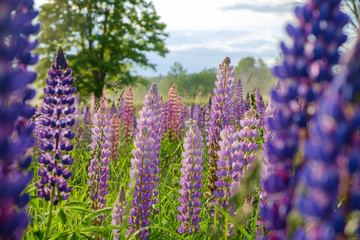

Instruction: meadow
[2,0,360,240]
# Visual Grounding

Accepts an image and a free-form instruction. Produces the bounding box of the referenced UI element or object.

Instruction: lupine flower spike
[177,124,204,234]
[234,79,244,127]
[0,0,39,238]
[37,45,75,204]
[207,57,234,196]
[88,99,112,225]
[262,0,348,238]
[166,84,182,142]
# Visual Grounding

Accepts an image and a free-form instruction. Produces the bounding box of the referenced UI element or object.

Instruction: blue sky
[36,0,295,77]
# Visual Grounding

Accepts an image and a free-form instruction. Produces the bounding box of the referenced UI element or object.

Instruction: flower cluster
[128,84,162,239]
[234,79,244,126]
[213,125,243,216]
[37,46,75,204]
[256,89,265,127]
[177,124,204,234]
[123,87,134,142]
[87,101,112,222]
[262,0,348,237]
[128,127,158,240]
[0,0,40,238]
[193,105,204,132]
[207,57,234,196]
[166,84,182,141]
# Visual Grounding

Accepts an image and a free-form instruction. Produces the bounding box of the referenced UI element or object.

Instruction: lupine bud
[87,101,112,224]
[36,46,75,204]
[112,186,127,240]
[207,57,234,196]
[166,85,182,142]
[123,88,134,142]
[177,124,204,234]
[234,79,244,126]
[0,1,39,238]
[110,114,120,161]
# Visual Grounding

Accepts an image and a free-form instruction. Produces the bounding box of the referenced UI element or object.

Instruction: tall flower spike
[213,125,243,231]
[262,0,348,238]
[123,87,134,142]
[37,45,76,204]
[295,37,360,239]
[234,79,244,126]
[256,89,265,127]
[127,84,162,240]
[87,100,112,224]
[166,84,182,142]
[207,57,234,196]
[177,124,204,234]
[0,0,40,238]
[128,127,157,240]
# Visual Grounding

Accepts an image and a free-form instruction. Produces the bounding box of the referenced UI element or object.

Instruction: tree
[36,0,168,97]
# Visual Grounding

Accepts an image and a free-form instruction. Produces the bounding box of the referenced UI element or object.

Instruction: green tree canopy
[36,0,168,97]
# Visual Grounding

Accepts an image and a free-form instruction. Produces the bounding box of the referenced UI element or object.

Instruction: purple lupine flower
[262,0,348,238]
[112,186,127,240]
[213,125,243,218]
[0,1,39,238]
[110,114,120,161]
[128,127,157,240]
[127,84,162,239]
[295,38,360,240]
[207,57,234,196]
[234,79,244,126]
[193,105,204,132]
[204,96,212,135]
[181,105,187,129]
[87,100,112,224]
[123,87,134,142]
[37,46,75,204]
[190,104,195,121]
[177,124,204,234]
[166,84,182,142]
[90,92,96,117]
[239,109,260,169]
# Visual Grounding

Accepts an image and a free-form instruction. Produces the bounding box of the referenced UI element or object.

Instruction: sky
[35,0,296,77]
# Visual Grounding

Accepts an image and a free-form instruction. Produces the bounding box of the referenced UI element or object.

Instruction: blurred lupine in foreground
[88,100,112,225]
[112,186,127,240]
[262,0,348,238]
[37,46,75,205]
[128,84,162,239]
[294,38,360,239]
[0,0,39,238]
[110,114,120,161]
[207,57,234,196]
[177,124,204,234]
[166,84,182,141]
[234,79,244,126]
[123,87,134,142]
[213,125,242,236]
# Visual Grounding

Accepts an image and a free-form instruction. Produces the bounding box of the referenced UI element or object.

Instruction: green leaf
[83,208,112,222]
[59,208,67,225]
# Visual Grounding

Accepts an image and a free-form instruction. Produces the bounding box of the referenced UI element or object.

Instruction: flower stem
[44,187,55,240]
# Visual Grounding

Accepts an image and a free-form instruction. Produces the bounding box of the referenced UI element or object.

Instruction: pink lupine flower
[166,84,182,141]
[123,87,134,142]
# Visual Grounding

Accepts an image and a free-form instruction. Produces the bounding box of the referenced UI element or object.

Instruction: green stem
[43,187,55,240]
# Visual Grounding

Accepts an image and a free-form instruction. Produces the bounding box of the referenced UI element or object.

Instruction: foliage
[36,0,168,98]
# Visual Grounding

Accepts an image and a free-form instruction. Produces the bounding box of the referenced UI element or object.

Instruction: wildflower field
[1,0,360,240]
